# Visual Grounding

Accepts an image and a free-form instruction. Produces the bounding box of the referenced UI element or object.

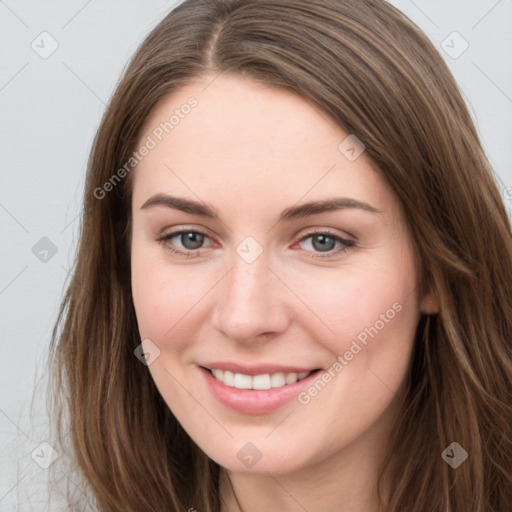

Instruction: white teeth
[270,372,286,388]
[285,372,298,385]
[223,370,234,387]
[234,373,252,389]
[252,374,272,390]
[210,368,313,390]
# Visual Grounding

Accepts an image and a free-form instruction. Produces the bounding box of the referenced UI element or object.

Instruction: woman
[49,0,512,510]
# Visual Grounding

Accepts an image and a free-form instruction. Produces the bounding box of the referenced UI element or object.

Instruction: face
[130,74,433,475]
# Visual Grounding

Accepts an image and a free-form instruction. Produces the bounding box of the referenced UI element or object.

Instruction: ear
[420,291,439,315]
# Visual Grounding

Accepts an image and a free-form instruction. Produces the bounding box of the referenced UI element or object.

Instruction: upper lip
[200,362,320,376]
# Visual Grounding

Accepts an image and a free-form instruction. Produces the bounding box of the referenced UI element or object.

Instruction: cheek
[132,270,197,346]
[131,238,189,343]
[284,243,421,417]
[131,241,222,357]
[279,259,419,454]
[290,256,417,353]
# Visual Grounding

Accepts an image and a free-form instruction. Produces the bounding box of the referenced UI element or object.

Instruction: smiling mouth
[202,367,321,390]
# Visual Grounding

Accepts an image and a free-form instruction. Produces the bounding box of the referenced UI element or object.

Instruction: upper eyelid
[160,226,215,244]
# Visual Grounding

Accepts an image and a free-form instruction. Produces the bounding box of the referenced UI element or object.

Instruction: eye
[297,230,355,258]
[158,229,212,258]
[157,227,355,259]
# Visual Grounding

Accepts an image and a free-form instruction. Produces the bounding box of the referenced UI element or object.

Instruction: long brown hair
[48,0,512,510]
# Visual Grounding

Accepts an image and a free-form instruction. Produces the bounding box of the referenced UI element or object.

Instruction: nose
[211,251,292,344]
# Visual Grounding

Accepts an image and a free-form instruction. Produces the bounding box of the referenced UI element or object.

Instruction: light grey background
[1,1,511,510]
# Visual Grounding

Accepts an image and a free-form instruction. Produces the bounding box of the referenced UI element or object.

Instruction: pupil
[182,232,203,250]
[313,234,335,252]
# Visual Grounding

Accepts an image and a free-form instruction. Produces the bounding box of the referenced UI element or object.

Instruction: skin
[130,74,438,512]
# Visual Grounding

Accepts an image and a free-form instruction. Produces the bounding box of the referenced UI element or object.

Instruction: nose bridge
[212,249,289,342]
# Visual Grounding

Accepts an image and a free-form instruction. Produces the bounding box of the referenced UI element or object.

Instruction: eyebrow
[140,193,381,221]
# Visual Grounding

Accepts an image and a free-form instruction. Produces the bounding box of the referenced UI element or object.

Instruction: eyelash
[157,227,355,260]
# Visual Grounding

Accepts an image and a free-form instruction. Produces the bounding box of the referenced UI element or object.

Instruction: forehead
[132,74,394,217]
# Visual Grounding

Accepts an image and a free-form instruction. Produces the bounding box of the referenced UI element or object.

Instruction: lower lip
[199,366,321,415]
